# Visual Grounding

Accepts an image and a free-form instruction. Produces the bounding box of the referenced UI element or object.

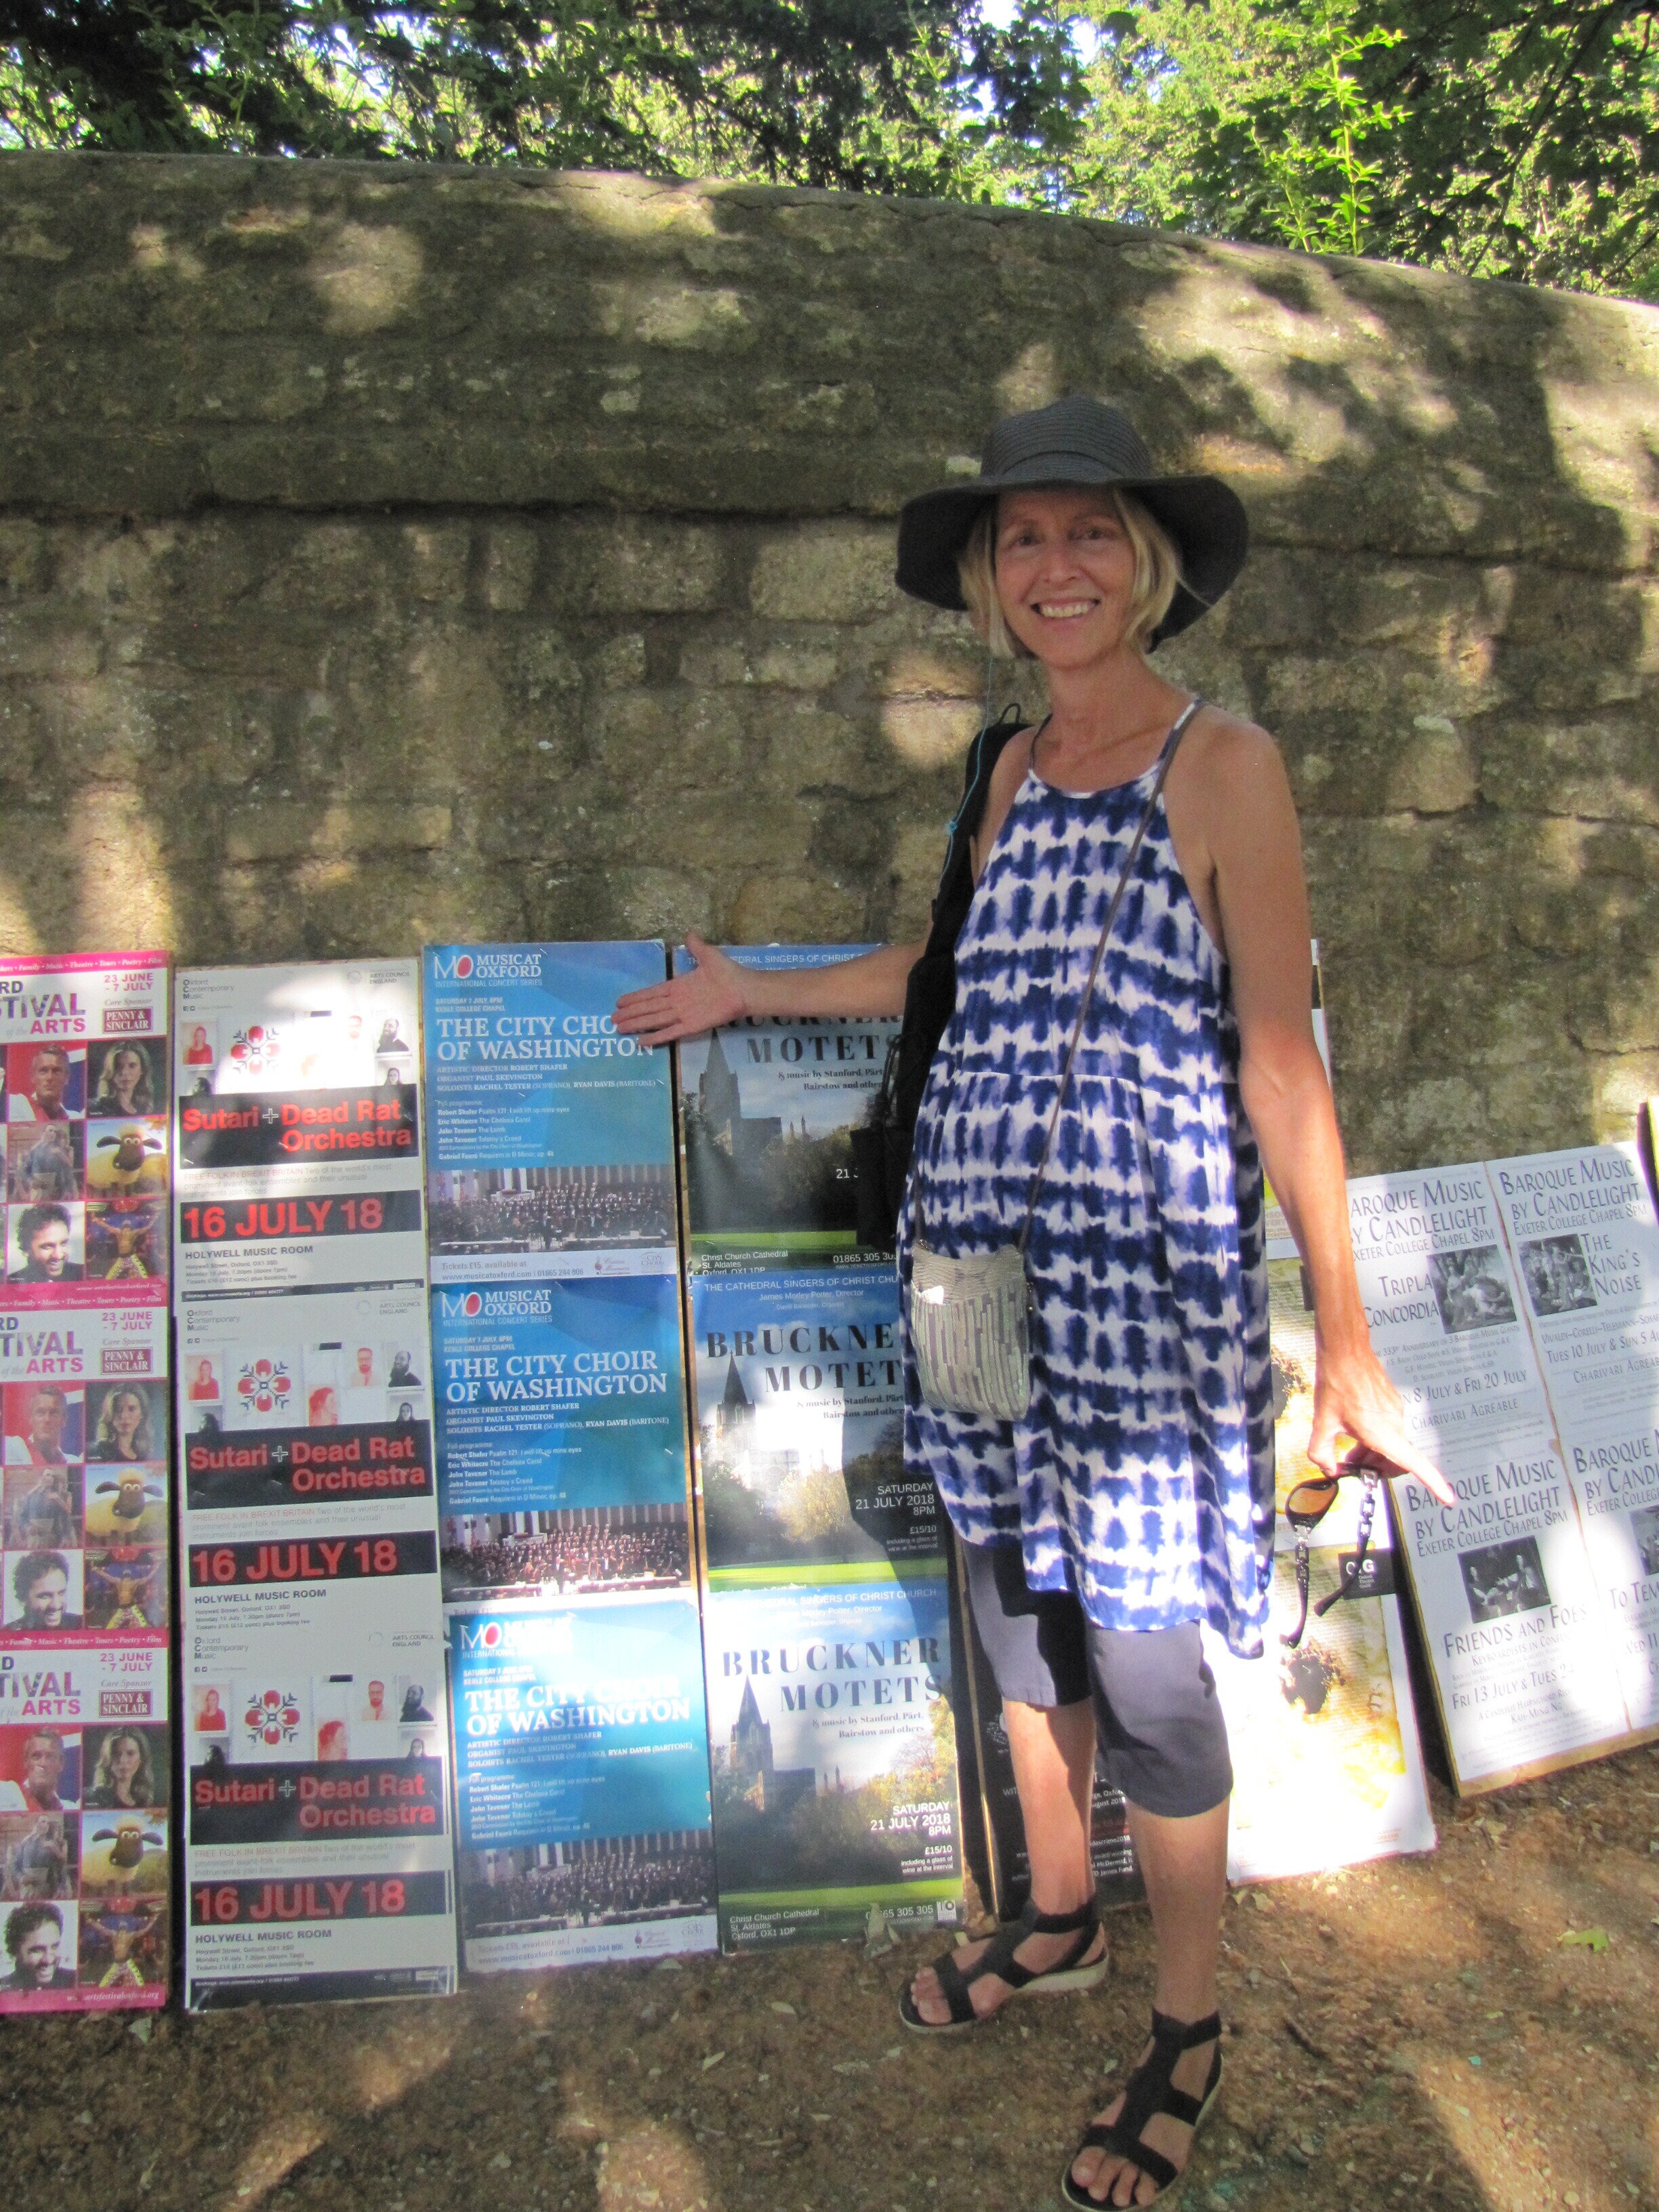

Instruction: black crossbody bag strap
[1015,699,1202,1259]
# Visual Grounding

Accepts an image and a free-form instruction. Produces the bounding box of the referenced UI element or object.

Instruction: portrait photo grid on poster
[0,952,172,2013]
[424,944,716,1975]
[173,962,457,2008]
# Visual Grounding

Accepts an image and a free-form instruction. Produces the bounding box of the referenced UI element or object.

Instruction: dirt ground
[5,1739,1657,2212]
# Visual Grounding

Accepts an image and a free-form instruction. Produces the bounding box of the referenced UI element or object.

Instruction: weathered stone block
[1477,716,1659,826]
[728,871,866,943]
[1385,720,1478,815]
[483,523,537,613]
[596,633,649,689]
[224,801,451,863]
[874,643,983,701]
[545,516,725,615]
[1568,967,1659,1054]
[0,520,49,596]
[402,522,470,603]
[879,697,980,772]
[764,700,895,796]
[750,523,895,624]
[1591,1051,1659,1141]
[607,867,715,942]
[751,640,841,691]
[677,636,747,688]
[257,521,394,611]
[0,614,100,680]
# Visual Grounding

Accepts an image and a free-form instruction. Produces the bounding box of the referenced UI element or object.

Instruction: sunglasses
[1279,1464,1381,1650]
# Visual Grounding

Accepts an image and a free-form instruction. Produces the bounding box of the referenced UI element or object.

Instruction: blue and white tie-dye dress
[899,724,1276,1660]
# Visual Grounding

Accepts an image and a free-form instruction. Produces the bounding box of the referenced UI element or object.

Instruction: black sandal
[898,1895,1106,2034]
[1060,2008,1222,2208]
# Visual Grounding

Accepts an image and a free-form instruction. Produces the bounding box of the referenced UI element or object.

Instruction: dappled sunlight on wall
[70,784,176,956]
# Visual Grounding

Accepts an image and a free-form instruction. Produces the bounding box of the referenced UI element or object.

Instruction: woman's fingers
[613,939,749,1043]
[613,986,677,1031]
[1307,1387,1456,1507]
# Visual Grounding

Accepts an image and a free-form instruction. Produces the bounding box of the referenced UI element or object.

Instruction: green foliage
[0,0,1087,195]
[1071,0,1659,294]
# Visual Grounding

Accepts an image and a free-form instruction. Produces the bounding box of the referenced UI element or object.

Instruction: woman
[616,396,1450,2209]
[92,1044,156,1118]
[87,1387,152,1463]
[86,1729,157,1809]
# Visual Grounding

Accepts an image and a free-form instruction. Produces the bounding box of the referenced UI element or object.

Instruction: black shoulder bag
[851,706,1027,1252]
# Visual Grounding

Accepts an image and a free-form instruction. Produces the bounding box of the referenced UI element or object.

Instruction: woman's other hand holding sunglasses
[1306,1340,1457,1507]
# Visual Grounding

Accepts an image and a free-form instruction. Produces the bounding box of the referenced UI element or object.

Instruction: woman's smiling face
[993,489,1139,667]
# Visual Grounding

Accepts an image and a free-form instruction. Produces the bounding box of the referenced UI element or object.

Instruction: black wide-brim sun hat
[895,394,1249,647]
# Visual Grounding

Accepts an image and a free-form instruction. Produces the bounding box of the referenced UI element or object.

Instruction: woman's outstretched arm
[1199,717,1457,1509]
[613,932,926,1047]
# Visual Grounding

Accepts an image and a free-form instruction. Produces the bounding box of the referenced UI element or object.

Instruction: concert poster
[703,1576,963,1951]
[1487,1143,1659,1741]
[449,1593,716,1971]
[0,949,172,2013]
[423,943,676,1286]
[173,962,426,1292]
[432,1274,692,1605]
[673,945,898,1266]
[688,1264,940,1583]
[1349,1164,1627,1793]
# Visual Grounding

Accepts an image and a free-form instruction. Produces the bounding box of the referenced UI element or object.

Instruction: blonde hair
[957,489,1183,659]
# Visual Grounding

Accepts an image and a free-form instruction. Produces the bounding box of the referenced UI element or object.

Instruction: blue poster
[450,1595,717,1970]
[453,1596,713,1847]
[434,1275,691,1601]
[689,1265,942,1582]
[423,943,676,1283]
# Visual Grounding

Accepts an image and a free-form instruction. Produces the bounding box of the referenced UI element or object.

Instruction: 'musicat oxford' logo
[242,1688,304,1748]
[237,1355,293,1416]
[230,1023,281,1074]
[432,949,541,984]
[455,1612,575,1658]
[438,1286,552,1322]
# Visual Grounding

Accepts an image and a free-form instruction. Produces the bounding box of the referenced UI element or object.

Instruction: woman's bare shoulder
[1184,698,1279,764]
[1178,701,1290,808]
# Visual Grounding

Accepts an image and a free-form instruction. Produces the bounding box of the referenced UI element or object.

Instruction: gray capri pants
[962,1540,1233,1820]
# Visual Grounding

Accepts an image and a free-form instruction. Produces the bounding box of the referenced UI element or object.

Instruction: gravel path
[6,1740,1656,2212]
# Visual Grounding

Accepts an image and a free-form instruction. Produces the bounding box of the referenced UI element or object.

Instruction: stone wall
[1,152,1657,1172]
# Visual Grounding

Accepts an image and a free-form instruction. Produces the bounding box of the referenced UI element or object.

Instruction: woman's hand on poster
[613,933,752,1046]
[1307,1343,1457,1507]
